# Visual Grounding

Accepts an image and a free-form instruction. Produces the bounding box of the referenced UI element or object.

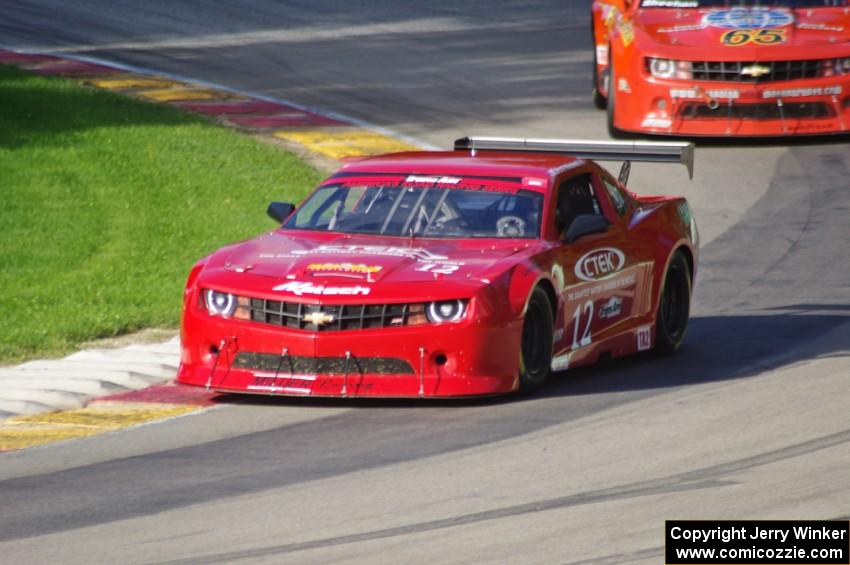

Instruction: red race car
[591,0,850,137]
[177,137,698,398]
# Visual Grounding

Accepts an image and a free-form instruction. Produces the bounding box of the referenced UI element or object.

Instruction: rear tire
[518,287,554,392]
[655,251,691,355]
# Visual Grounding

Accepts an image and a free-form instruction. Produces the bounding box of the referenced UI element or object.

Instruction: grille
[691,60,823,83]
[233,352,415,375]
[679,102,833,120]
[248,298,424,331]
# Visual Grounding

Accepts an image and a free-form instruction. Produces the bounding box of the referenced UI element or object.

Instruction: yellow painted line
[274,129,420,159]
[85,76,187,90]
[0,402,201,451]
[136,88,241,102]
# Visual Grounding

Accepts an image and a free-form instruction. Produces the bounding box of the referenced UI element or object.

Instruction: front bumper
[177,301,524,398]
[615,73,850,137]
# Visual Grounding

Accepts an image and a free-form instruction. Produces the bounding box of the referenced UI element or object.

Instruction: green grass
[0,65,323,363]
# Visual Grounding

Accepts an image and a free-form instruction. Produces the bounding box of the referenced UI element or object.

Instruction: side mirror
[267,202,295,224]
[565,214,609,243]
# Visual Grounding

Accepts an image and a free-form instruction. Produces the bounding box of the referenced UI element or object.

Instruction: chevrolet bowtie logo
[740,64,771,78]
[303,311,335,326]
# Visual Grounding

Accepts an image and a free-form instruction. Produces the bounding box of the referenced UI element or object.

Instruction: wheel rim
[661,263,689,341]
[521,301,546,377]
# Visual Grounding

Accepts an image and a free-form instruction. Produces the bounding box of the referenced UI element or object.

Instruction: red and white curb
[0,46,431,449]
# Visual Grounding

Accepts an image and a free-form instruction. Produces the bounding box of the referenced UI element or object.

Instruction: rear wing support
[453,136,695,185]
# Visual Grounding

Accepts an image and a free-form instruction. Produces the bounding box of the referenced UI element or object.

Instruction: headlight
[647,58,692,79]
[835,57,850,75]
[204,290,236,316]
[426,299,467,323]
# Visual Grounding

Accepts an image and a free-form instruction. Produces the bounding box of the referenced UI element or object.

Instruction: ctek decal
[272,281,370,296]
[599,296,623,319]
[306,262,382,275]
[575,247,626,282]
[702,8,793,30]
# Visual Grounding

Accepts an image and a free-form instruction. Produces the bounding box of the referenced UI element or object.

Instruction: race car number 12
[722,28,786,46]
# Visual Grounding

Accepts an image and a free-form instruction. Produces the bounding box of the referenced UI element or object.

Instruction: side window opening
[555,174,602,235]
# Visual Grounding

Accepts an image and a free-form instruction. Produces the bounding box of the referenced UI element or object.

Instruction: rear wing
[453,136,694,185]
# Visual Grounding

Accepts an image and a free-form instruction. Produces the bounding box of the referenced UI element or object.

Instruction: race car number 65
[722,29,786,46]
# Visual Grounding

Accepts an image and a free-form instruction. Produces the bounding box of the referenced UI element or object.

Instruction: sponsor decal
[292,245,449,262]
[414,262,461,275]
[602,5,618,28]
[599,296,623,319]
[574,247,626,282]
[306,262,382,275]
[405,175,461,185]
[551,352,572,372]
[641,117,672,128]
[703,8,793,30]
[553,328,564,343]
[249,372,315,394]
[272,281,370,296]
[596,45,609,66]
[617,77,631,93]
[637,326,652,351]
[658,24,706,33]
[642,0,699,7]
[763,86,842,99]
[798,22,844,32]
[568,273,636,302]
[671,88,739,100]
[619,20,635,46]
[722,28,786,46]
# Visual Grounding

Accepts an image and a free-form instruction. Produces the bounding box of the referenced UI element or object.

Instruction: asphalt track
[2,2,849,563]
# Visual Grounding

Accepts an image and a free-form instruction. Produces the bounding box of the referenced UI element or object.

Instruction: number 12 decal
[571,300,593,350]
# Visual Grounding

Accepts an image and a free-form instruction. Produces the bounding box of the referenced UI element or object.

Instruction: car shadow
[210,306,850,409]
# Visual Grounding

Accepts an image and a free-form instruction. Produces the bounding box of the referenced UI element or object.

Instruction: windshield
[640,0,845,7]
[285,183,544,239]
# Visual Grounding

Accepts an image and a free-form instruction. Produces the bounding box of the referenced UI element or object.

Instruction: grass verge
[0,65,322,363]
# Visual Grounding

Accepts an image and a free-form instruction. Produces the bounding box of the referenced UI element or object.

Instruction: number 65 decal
[722,28,786,46]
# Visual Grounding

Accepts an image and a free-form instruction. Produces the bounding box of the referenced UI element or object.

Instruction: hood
[636,6,850,50]
[202,231,538,298]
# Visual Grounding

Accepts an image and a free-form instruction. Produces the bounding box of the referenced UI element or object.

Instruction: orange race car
[591,0,850,137]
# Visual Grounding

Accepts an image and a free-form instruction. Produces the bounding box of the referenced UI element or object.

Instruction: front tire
[519,287,554,392]
[655,251,691,355]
